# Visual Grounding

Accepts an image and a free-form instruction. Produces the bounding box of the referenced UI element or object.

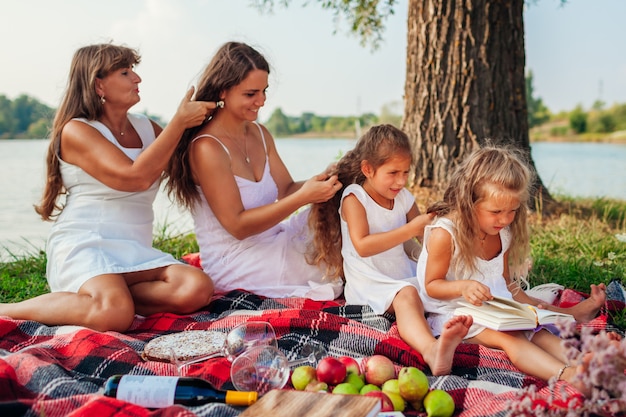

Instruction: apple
[344,371,365,391]
[398,366,429,402]
[385,391,407,412]
[423,389,455,417]
[291,365,317,391]
[332,382,360,395]
[363,355,396,386]
[316,356,347,386]
[305,380,329,392]
[364,391,395,412]
[337,355,361,376]
[381,378,399,395]
[359,383,381,395]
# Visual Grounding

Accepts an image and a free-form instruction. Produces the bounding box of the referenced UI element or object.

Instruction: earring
[216,100,224,108]
[100,95,106,105]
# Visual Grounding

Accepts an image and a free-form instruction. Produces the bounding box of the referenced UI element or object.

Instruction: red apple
[316,356,347,386]
[364,390,395,412]
[363,355,396,386]
[338,355,361,376]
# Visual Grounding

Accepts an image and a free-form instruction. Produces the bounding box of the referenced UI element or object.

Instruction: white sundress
[192,122,343,300]
[46,113,180,293]
[341,184,419,314]
[415,217,513,338]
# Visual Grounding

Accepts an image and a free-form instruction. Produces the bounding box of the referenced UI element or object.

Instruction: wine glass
[229,341,329,395]
[284,340,328,369]
[172,321,278,374]
[230,345,291,396]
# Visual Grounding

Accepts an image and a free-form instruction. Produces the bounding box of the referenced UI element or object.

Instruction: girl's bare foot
[424,315,473,376]
[569,283,606,323]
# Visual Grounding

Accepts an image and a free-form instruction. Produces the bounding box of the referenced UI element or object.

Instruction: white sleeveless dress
[415,217,513,338]
[192,122,343,300]
[46,113,180,293]
[341,184,418,314]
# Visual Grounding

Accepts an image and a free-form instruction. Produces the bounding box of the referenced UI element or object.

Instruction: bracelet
[556,364,570,381]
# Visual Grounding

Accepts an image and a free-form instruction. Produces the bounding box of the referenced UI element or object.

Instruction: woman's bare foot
[424,315,473,376]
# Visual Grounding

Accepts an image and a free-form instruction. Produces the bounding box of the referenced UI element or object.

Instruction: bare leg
[0,274,136,332]
[391,286,471,376]
[126,264,214,316]
[470,328,594,396]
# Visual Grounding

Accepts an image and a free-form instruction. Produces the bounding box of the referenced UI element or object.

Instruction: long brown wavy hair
[307,124,413,280]
[165,42,270,211]
[426,144,534,285]
[34,43,140,221]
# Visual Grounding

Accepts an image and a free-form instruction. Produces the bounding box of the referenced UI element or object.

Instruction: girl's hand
[408,212,435,238]
[299,173,342,204]
[461,280,493,306]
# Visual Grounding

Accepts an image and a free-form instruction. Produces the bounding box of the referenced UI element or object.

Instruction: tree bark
[402,0,552,209]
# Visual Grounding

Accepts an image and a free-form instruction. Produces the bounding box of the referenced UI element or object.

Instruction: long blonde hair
[307,124,413,280]
[427,145,534,284]
[34,43,140,220]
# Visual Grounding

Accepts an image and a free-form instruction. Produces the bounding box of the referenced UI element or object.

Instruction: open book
[454,295,574,331]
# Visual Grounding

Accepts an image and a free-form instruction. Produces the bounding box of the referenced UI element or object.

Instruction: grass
[1,197,625,328]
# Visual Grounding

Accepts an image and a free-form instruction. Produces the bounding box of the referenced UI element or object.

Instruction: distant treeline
[263,106,403,137]
[0,94,54,139]
[3,72,626,140]
[0,93,403,139]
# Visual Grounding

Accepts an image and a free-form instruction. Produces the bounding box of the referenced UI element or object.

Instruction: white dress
[415,217,513,338]
[46,113,180,293]
[341,184,418,314]
[192,123,343,300]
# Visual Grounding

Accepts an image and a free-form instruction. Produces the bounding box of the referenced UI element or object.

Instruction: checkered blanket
[1,282,624,417]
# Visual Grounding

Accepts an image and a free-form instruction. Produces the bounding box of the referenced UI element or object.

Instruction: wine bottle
[102,375,258,408]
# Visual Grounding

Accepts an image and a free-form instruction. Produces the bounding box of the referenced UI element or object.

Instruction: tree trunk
[402,0,552,209]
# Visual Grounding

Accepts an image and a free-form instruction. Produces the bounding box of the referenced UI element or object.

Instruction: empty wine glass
[230,345,291,396]
[172,321,277,374]
[284,340,328,369]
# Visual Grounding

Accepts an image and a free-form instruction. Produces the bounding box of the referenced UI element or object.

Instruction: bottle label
[116,375,178,408]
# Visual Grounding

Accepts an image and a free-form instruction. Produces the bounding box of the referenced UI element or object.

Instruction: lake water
[1,139,624,259]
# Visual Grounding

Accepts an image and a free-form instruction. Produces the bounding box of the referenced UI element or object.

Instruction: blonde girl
[308,124,473,376]
[416,145,615,393]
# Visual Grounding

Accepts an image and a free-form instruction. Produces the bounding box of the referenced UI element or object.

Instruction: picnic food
[141,330,226,363]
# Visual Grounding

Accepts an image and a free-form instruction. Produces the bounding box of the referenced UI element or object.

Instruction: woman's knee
[86,298,136,332]
[169,268,214,313]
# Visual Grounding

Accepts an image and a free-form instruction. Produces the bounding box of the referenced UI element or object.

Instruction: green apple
[332,382,360,395]
[385,391,406,412]
[344,371,365,391]
[381,378,400,395]
[398,366,429,401]
[291,365,317,391]
[423,389,455,417]
[359,383,381,395]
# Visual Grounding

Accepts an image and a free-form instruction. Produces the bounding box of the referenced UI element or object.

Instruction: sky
[1,0,625,123]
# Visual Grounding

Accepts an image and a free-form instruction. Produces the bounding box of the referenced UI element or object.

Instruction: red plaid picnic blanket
[1,282,624,417]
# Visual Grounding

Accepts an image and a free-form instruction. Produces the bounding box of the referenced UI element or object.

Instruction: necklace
[101,117,127,137]
[221,126,250,163]
[477,231,487,245]
[232,137,250,164]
